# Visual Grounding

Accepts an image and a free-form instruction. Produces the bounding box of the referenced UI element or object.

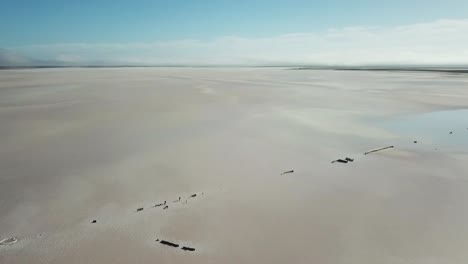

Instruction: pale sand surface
[1,68,468,263]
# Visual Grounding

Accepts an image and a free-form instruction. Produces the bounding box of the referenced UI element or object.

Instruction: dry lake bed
[1,67,468,264]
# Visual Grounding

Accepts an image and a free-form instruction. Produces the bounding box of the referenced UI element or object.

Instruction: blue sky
[1,0,468,65]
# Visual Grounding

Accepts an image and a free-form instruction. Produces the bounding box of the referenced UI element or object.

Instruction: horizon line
[2,64,468,73]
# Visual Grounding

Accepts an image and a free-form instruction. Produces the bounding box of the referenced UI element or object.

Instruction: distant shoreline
[1,65,468,74]
[290,67,468,74]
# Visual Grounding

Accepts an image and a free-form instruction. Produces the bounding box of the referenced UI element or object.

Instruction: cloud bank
[4,19,468,66]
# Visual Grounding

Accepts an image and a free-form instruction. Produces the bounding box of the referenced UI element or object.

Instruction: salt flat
[1,67,468,264]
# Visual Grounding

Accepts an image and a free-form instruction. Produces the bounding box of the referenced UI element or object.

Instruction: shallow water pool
[382,109,468,150]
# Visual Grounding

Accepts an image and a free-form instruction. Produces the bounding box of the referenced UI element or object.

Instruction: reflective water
[382,109,468,150]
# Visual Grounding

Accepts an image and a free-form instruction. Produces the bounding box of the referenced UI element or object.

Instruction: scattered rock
[332,159,348,164]
[413,141,418,143]
[0,237,18,246]
[163,205,169,210]
[160,240,179,248]
[173,197,181,203]
[181,246,196,251]
[91,220,97,224]
[280,170,294,175]
[154,200,169,207]
[136,207,144,212]
[449,131,453,134]
[189,194,197,198]
[157,238,196,252]
[332,156,354,163]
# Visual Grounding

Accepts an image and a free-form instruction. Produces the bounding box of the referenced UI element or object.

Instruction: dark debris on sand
[364,146,394,155]
[332,159,348,164]
[154,201,167,207]
[157,238,196,252]
[159,240,179,248]
[181,246,196,251]
[332,157,354,164]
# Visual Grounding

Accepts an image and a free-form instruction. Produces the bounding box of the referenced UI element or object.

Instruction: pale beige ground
[1,68,468,264]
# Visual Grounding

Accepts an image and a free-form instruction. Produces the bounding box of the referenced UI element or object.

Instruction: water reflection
[382,109,468,149]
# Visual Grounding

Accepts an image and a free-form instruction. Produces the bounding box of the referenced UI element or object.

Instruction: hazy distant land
[2,64,468,74]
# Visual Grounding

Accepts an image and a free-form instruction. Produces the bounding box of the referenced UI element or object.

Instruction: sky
[1,0,468,66]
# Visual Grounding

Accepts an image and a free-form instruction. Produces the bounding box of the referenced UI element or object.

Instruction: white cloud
[8,19,468,65]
